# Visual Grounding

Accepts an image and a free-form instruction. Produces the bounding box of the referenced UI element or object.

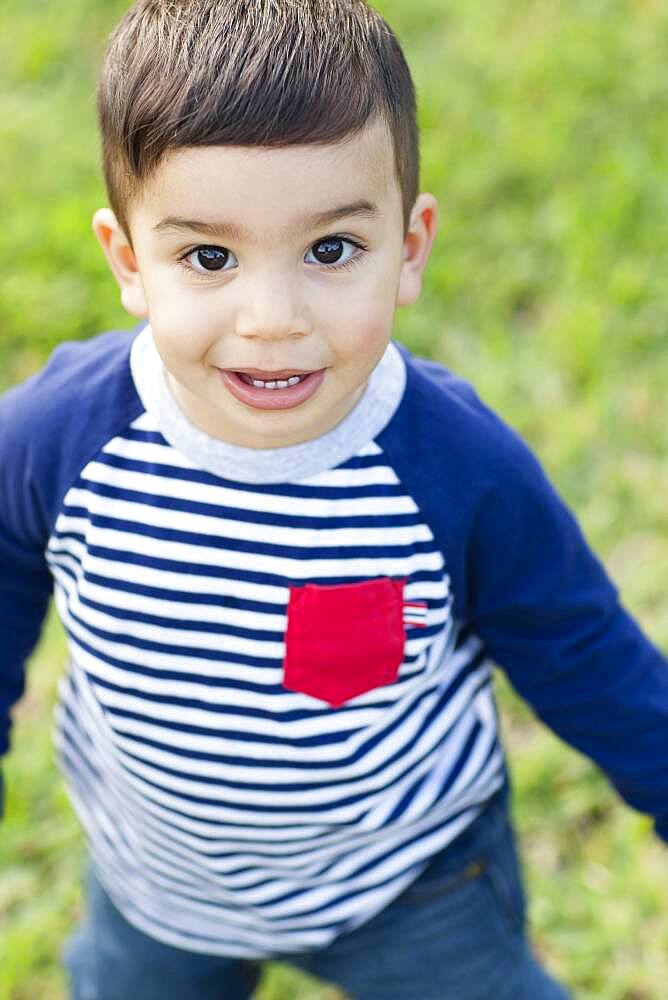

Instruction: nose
[234,268,308,342]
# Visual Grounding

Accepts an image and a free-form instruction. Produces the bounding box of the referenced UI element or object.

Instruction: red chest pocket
[283,577,406,707]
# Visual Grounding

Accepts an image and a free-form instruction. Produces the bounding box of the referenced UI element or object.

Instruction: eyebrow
[153,200,380,241]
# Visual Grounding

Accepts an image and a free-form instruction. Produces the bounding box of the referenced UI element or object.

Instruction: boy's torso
[35,326,505,956]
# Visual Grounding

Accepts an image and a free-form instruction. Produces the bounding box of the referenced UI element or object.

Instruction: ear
[396,193,439,307]
[92,208,149,318]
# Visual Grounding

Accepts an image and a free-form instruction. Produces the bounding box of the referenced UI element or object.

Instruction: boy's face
[94,119,437,449]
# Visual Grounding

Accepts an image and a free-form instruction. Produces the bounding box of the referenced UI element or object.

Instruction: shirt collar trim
[129,324,406,484]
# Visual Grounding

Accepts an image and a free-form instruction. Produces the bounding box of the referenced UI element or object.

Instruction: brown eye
[184,246,237,273]
[196,247,229,270]
[306,237,363,268]
[311,238,345,264]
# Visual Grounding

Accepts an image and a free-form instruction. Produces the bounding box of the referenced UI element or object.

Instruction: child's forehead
[133,119,402,237]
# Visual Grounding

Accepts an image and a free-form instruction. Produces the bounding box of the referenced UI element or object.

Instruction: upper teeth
[251,376,303,389]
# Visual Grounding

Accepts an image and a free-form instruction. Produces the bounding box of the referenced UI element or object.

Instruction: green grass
[1,0,667,997]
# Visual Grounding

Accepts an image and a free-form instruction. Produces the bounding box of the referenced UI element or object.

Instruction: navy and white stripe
[47,413,504,957]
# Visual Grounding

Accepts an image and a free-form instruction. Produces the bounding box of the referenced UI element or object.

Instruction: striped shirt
[2,324,667,957]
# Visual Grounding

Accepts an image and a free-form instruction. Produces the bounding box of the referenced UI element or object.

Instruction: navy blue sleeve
[382,346,668,841]
[0,378,55,760]
[468,429,668,840]
[0,328,143,768]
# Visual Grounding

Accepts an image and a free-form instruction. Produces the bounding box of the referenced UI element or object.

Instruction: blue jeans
[62,789,572,1000]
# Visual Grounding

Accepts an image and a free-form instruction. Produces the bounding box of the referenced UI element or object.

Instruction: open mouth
[219,368,326,410]
[236,372,310,390]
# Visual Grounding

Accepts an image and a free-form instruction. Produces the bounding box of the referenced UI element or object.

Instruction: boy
[1,0,667,997]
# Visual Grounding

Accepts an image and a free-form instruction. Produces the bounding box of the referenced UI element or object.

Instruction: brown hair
[97,0,419,239]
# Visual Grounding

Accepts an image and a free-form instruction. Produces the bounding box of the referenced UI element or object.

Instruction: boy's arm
[0,329,142,816]
[0,519,52,758]
[0,381,55,812]
[468,435,668,840]
[379,349,667,837]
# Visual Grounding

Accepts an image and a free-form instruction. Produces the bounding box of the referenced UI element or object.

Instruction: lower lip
[219,369,326,410]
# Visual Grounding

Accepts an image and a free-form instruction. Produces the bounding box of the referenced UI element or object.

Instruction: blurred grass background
[1,0,667,997]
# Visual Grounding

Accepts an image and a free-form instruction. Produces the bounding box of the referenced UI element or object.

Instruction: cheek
[342,282,397,348]
[327,259,397,318]
[145,267,217,319]
[332,310,393,370]
[148,291,221,361]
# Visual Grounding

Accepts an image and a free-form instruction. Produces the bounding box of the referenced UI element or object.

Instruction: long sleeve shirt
[1,323,666,957]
